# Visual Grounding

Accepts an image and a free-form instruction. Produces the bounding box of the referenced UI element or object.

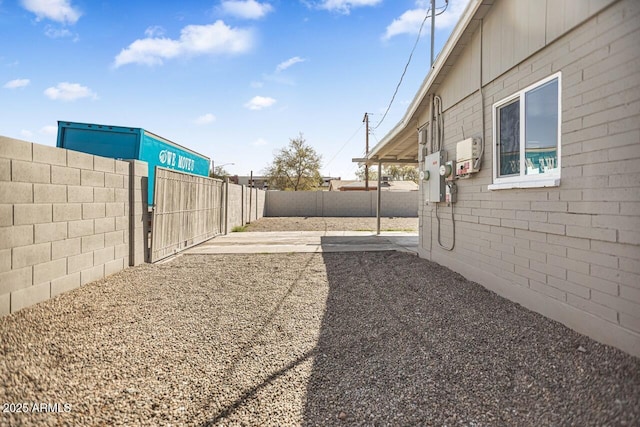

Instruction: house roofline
[366,0,486,162]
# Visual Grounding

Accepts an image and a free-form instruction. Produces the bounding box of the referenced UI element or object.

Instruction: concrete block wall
[129,161,149,265]
[380,191,419,217]
[222,182,266,231]
[320,192,374,217]
[242,186,265,224]
[265,190,418,217]
[419,0,640,356]
[255,187,265,222]
[225,183,244,231]
[266,191,317,217]
[0,137,148,315]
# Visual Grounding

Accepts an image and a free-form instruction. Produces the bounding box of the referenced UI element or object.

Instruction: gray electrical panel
[424,151,445,202]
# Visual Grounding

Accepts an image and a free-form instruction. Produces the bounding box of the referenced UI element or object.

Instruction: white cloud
[145,25,166,38]
[21,0,81,24]
[40,125,58,135]
[383,8,426,40]
[276,56,306,72]
[314,0,381,14]
[252,137,268,146]
[194,113,216,125]
[114,38,181,67]
[44,82,97,101]
[44,25,76,39]
[4,79,30,89]
[244,96,276,110]
[20,130,34,138]
[383,0,470,40]
[114,20,253,67]
[249,57,306,88]
[221,0,273,19]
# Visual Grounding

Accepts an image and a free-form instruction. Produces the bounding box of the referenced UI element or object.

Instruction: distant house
[329,177,418,191]
[320,176,341,190]
[233,176,340,190]
[235,175,269,189]
[362,0,640,356]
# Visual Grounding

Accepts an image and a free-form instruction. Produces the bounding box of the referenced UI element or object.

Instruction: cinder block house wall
[417,0,640,355]
[0,137,148,315]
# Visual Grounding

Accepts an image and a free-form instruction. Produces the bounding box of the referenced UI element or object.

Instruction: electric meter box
[456,137,481,176]
[423,151,446,202]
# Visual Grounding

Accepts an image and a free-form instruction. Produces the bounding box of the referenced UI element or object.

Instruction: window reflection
[525,79,558,175]
[498,100,520,177]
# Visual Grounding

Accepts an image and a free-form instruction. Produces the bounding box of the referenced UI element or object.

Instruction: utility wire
[374,1,449,131]
[370,131,380,144]
[324,123,365,169]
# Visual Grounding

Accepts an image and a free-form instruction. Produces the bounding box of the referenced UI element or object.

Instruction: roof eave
[365,0,486,162]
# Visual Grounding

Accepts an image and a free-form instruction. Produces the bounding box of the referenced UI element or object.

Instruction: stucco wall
[0,137,148,315]
[418,0,640,356]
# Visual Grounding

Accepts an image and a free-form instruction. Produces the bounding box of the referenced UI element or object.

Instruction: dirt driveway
[1,218,639,426]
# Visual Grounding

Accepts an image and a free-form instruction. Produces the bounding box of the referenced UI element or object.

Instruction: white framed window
[489,72,561,190]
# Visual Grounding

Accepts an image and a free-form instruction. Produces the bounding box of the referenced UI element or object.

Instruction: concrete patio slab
[184,231,419,255]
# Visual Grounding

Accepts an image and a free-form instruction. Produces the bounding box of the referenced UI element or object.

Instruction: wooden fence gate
[150,167,223,262]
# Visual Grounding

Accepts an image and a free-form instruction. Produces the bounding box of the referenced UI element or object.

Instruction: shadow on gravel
[200,254,320,427]
[202,349,317,426]
[302,251,640,426]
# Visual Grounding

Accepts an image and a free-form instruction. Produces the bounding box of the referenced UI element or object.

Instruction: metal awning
[350,158,419,236]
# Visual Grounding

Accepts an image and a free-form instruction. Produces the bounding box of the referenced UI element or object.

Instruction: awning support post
[377,160,382,235]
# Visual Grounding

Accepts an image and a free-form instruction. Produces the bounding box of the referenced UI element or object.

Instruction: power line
[370,131,380,144]
[373,1,449,131]
[324,122,365,169]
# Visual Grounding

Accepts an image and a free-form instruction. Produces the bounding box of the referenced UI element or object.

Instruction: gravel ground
[244,217,418,232]
[1,250,639,426]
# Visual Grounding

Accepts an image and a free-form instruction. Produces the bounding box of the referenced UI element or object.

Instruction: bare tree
[355,165,418,183]
[264,133,322,191]
[355,165,378,182]
[209,165,230,180]
[386,165,419,183]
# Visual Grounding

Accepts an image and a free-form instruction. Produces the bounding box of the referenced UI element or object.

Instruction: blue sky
[1,0,469,179]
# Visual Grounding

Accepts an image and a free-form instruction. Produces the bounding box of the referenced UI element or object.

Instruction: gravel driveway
[2,248,639,426]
